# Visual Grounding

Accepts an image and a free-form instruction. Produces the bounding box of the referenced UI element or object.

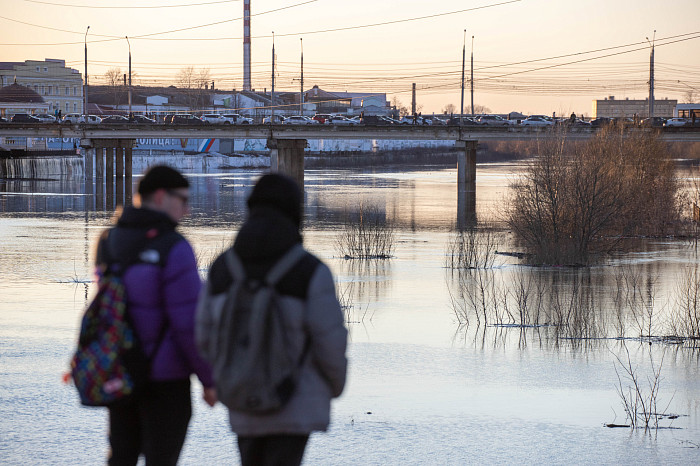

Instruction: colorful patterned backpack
[69,228,180,407]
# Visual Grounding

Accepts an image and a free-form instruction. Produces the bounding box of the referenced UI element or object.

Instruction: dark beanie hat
[138,165,189,197]
[247,173,302,226]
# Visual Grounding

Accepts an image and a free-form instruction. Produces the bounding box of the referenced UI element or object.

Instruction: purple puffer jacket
[97,207,214,388]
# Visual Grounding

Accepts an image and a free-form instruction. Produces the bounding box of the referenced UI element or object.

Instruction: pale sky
[1,0,699,115]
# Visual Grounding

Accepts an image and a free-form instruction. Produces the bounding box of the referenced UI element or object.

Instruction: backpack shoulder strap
[264,244,306,286]
[224,248,246,282]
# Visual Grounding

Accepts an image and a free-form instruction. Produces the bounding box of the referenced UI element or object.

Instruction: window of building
[73,103,77,112]
[73,86,77,96]
[65,103,69,112]
[48,86,52,95]
[36,66,40,72]
[43,67,48,72]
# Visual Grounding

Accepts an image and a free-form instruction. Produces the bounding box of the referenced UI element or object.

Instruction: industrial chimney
[243,0,251,91]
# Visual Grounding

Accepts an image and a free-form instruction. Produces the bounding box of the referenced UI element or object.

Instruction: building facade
[592,96,677,118]
[0,59,83,115]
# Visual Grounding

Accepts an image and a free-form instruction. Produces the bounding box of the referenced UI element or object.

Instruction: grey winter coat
[196,209,348,436]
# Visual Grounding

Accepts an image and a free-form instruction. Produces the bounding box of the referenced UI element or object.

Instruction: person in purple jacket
[95,165,216,465]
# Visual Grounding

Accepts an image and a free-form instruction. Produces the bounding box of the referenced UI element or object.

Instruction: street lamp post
[84,26,90,120]
[126,36,132,120]
[646,30,656,118]
[300,38,304,115]
[460,29,466,117]
[271,31,275,122]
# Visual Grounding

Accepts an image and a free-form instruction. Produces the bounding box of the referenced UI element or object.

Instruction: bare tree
[470,104,491,115]
[177,67,212,111]
[391,96,409,118]
[443,103,456,115]
[684,88,696,104]
[508,126,680,265]
[104,67,123,108]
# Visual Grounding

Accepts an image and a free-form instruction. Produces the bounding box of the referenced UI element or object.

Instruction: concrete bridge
[1,123,698,225]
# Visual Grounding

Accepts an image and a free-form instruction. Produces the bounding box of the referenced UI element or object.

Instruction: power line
[0,0,318,42]
[0,0,519,44]
[18,0,240,9]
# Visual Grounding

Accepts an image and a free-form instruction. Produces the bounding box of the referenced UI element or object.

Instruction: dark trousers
[237,434,309,466]
[108,379,192,466]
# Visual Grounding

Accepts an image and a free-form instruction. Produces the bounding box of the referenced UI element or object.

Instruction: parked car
[521,115,554,127]
[312,114,332,124]
[84,115,102,124]
[169,114,204,125]
[327,115,358,125]
[665,118,688,127]
[61,113,83,124]
[131,115,156,124]
[263,114,285,124]
[64,114,101,124]
[200,114,228,124]
[431,117,447,125]
[222,113,253,125]
[639,117,666,127]
[11,113,42,123]
[34,113,57,123]
[101,115,130,124]
[361,115,397,125]
[476,115,514,126]
[590,117,613,128]
[447,116,480,125]
[0,116,7,123]
[282,115,319,125]
[400,115,431,125]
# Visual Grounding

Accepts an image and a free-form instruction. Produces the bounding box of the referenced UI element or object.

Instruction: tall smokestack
[243,0,251,91]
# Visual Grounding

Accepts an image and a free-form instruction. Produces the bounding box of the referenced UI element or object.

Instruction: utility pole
[647,30,656,118]
[271,31,275,121]
[470,36,474,116]
[126,36,132,120]
[84,26,89,119]
[411,83,416,116]
[460,29,466,117]
[300,38,304,115]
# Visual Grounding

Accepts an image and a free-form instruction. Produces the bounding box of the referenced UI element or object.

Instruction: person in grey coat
[198,173,348,466]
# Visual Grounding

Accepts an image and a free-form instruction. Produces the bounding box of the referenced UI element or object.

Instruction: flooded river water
[1,157,700,464]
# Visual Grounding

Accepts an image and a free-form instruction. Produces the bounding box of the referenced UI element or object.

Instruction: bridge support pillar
[80,138,136,210]
[268,138,306,189]
[456,140,478,228]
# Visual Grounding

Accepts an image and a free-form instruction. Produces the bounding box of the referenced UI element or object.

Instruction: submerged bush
[508,126,681,265]
[445,226,502,269]
[336,201,395,259]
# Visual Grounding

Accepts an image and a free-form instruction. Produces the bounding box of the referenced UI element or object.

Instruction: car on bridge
[447,116,480,125]
[665,118,688,127]
[312,114,332,124]
[328,115,359,125]
[34,113,57,123]
[101,115,130,124]
[263,114,285,124]
[520,115,554,127]
[222,113,253,125]
[590,117,613,127]
[361,115,397,125]
[283,115,319,125]
[200,114,228,124]
[132,115,156,124]
[11,113,42,123]
[167,114,204,125]
[61,113,102,124]
[476,115,515,126]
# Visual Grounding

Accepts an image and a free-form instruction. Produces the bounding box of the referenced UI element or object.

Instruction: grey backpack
[196,244,307,414]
